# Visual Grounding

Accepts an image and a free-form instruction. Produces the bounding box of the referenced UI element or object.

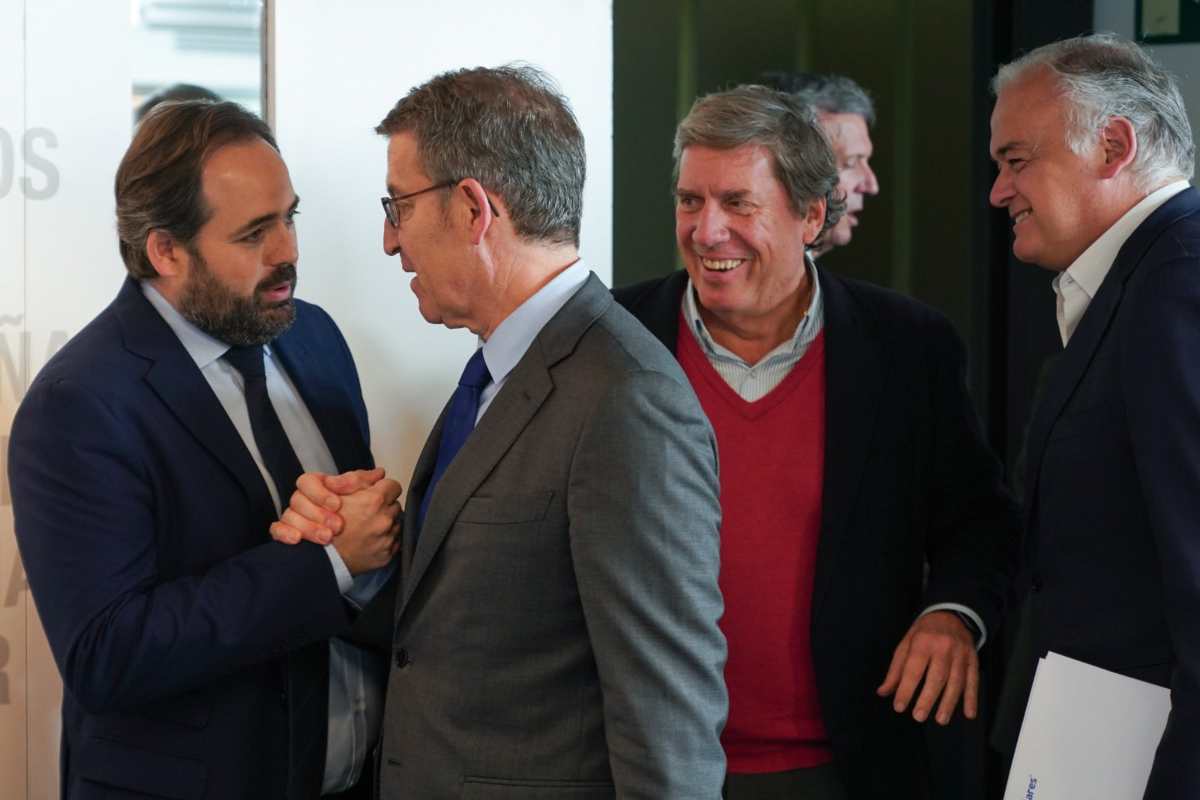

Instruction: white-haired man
[988,33,1200,798]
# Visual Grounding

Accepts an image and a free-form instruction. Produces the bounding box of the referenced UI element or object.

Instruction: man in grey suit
[271,65,728,799]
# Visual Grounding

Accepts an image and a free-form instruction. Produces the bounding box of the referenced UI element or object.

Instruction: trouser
[723,763,848,800]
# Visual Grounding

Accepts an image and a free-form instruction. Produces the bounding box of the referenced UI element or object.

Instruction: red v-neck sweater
[677,313,833,773]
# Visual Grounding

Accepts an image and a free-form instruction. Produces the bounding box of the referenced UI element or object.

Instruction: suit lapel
[397,274,610,618]
[811,272,886,622]
[402,402,448,573]
[272,329,372,472]
[624,270,688,352]
[399,359,553,614]
[115,280,277,523]
[1022,187,1200,533]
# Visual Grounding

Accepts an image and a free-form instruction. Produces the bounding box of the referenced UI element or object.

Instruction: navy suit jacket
[995,187,1200,799]
[614,269,1019,798]
[8,278,375,799]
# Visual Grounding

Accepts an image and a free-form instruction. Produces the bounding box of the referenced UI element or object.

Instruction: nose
[989,168,1013,208]
[860,161,879,196]
[268,223,299,266]
[692,204,729,249]
[383,218,401,256]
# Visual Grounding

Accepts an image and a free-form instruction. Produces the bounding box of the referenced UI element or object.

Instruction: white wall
[273,0,614,486]
[1095,1,1200,177]
[0,1,614,796]
[1,3,133,798]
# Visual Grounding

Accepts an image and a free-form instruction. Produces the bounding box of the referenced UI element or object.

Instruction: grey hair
[674,85,845,246]
[761,71,876,127]
[377,64,586,248]
[993,32,1194,189]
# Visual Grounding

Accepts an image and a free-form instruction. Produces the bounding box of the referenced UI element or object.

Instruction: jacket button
[394,648,411,669]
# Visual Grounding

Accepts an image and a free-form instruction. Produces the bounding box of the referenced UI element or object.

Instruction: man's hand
[328,479,404,575]
[270,468,387,545]
[876,610,979,726]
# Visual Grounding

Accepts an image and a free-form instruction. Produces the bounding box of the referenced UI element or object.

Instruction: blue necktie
[222,344,325,794]
[416,348,491,533]
[222,345,305,506]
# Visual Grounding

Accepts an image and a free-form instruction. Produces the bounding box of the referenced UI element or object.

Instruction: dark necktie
[223,344,305,507]
[222,343,326,795]
[416,348,491,532]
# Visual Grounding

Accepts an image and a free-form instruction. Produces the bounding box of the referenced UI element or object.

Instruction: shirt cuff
[920,603,987,650]
[324,543,354,595]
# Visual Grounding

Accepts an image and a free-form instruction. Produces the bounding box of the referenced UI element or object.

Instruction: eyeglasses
[380,180,501,228]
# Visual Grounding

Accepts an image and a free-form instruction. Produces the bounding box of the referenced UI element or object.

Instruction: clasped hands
[270,467,402,575]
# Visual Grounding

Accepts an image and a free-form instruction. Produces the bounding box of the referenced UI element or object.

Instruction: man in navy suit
[614,86,1018,799]
[988,34,1200,798]
[8,101,399,799]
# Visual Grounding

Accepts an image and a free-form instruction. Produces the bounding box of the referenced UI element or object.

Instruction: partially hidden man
[615,86,1019,799]
[9,101,399,799]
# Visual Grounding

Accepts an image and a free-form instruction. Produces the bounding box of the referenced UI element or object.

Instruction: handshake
[270,468,403,575]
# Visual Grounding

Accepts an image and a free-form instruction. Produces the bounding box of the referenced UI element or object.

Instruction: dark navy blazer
[996,187,1200,799]
[8,278,374,799]
[615,268,1019,798]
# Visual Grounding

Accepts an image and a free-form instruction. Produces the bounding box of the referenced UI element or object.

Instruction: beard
[179,247,297,346]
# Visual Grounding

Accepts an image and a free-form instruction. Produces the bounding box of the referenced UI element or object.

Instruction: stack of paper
[1003,652,1171,800]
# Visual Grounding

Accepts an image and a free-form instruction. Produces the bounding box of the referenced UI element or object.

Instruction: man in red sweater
[615,86,1018,799]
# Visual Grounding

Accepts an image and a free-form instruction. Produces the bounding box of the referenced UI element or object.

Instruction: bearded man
[8,100,398,800]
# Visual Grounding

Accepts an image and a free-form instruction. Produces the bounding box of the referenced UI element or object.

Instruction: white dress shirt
[1052,180,1190,346]
[143,284,386,794]
[681,261,987,646]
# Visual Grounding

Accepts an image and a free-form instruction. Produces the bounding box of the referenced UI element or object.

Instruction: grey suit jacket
[375,273,727,799]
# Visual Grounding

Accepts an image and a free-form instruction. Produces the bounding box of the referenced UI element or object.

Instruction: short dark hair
[134,83,222,123]
[674,85,845,246]
[115,100,277,280]
[376,64,586,248]
[761,71,876,127]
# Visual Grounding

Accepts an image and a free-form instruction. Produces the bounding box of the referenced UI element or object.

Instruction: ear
[1098,116,1137,179]
[144,230,189,279]
[800,196,828,246]
[456,179,498,246]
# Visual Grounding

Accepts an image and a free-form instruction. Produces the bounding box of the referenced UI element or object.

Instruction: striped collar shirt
[682,260,825,402]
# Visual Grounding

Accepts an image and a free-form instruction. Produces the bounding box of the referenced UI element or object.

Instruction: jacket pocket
[457,491,554,525]
[462,776,614,799]
[76,737,207,800]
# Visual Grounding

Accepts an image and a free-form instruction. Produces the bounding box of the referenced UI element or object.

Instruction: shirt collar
[141,281,273,368]
[1056,179,1190,301]
[480,258,590,384]
[684,256,823,364]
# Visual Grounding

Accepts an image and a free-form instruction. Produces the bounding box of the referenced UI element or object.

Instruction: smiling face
[820,111,878,247]
[675,143,824,346]
[988,70,1113,271]
[176,138,300,345]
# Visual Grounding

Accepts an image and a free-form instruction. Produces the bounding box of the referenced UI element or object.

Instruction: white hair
[993,32,1194,190]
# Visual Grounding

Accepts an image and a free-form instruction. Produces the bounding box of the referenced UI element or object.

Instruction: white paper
[1003,652,1171,800]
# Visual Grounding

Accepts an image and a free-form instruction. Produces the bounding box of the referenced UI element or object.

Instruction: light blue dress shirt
[474,258,591,422]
